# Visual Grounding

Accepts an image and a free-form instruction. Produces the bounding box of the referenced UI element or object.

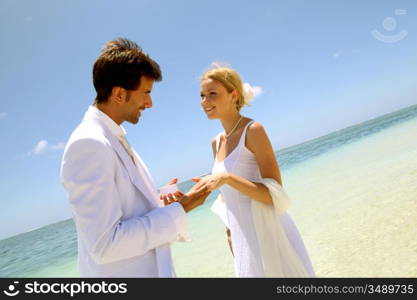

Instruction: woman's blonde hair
[201,66,245,111]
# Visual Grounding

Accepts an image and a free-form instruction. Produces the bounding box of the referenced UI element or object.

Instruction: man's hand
[160,190,184,206]
[160,179,211,212]
[179,187,211,213]
[160,178,183,206]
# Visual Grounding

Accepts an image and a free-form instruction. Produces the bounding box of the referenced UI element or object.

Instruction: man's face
[123,76,154,124]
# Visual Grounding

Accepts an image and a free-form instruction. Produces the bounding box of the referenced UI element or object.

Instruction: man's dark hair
[93,38,162,103]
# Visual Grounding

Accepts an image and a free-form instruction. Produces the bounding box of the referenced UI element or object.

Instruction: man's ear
[110,86,127,104]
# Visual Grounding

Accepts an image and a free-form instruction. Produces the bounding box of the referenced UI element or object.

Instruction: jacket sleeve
[61,137,187,264]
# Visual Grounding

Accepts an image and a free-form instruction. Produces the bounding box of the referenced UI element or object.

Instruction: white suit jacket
[61,105,188,277]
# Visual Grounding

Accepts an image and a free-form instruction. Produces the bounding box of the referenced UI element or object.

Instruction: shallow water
[1,105,416,277]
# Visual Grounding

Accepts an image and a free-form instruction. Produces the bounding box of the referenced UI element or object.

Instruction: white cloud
[252,86,264,98]
[30,140,66,155]
[50,143,66,151]
[33,140,48,155]
[333,51,341,59]
[0,112,7,120]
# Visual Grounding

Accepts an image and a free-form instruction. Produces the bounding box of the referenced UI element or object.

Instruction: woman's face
[200,78,236,120]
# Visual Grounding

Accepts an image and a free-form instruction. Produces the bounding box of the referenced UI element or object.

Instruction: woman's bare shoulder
[247,121,268,139]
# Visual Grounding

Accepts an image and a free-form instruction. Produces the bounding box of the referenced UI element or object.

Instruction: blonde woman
[193,66,315,277]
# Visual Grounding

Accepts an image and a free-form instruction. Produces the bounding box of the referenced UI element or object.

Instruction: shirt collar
[88,105,127,138]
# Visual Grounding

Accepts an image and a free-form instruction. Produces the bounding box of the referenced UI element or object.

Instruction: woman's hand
[191,172,229,192]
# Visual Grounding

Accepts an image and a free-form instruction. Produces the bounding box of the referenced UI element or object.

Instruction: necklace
[225,116,243,138]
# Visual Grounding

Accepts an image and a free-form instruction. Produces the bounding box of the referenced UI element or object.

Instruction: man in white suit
[61,38,210,277]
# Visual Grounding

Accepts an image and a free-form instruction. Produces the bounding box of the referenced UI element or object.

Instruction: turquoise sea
[1,104,417,277]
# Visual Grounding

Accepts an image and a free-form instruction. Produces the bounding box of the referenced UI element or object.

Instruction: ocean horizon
[1,103,417,277]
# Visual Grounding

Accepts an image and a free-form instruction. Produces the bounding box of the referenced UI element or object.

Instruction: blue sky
[1,0,416,239]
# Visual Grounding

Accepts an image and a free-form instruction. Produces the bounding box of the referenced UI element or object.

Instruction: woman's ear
[231,89,238,104]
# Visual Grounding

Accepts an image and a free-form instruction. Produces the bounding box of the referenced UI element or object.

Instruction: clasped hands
[160,173,229,213]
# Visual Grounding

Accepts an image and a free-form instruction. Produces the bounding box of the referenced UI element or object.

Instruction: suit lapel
[131,149,162,208]
[107,131,159,209]
[82,109,159,209]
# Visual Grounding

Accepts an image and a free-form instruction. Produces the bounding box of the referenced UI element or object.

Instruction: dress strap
[215,132,222,153]
[228,119,255,173]
[237,120,255,147]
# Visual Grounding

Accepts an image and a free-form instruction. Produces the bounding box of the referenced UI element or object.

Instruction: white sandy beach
[272,117,417,277]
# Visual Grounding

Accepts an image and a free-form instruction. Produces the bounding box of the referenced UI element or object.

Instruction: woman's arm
[246,121,282,186]
[226,122,282,204]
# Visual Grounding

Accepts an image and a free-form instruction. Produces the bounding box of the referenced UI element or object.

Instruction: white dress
[211,120,315,277]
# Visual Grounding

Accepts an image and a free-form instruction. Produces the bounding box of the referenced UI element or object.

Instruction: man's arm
[61,138,193,264]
